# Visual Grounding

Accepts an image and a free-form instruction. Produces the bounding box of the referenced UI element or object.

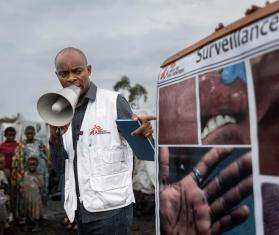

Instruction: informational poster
[156,5,279,235]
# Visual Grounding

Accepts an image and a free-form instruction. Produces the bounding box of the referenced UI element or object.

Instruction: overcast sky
[0,0,268,121]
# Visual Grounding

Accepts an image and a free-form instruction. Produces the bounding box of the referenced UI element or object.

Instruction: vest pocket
[89,146,129,176]
[102,147,127,163]
[90,170,131,192]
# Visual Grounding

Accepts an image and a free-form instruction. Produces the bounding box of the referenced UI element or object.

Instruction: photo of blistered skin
[251,49,279,176]
[159,78,198,144]
[261,183,279,235]
[199,62,250,145]
[159,147,255,235]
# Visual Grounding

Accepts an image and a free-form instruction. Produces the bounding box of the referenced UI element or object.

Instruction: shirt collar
[85,82,97,102]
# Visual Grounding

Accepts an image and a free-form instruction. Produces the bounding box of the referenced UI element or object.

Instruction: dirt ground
[5,200,155,235]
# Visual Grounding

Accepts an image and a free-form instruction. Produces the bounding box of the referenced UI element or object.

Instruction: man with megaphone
[41,47,156,235]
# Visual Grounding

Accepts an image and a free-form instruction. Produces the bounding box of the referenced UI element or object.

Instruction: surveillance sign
[156,7,279,235]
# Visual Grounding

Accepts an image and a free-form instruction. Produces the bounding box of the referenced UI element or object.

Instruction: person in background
[0,127,18,176]
[10,142,24,223]
[0,154,10,234]
[22,126,49,206]
[20,157,43,232]
[0,127,23,223]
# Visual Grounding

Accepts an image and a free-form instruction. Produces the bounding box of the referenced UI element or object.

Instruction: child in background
[23,126,49,206]
[20,157,43,232]
[0,127,18,173]
[0,155,9,234]
[0,126,23,222]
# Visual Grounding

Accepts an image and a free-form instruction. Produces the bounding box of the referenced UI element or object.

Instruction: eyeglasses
[56,65,90,79]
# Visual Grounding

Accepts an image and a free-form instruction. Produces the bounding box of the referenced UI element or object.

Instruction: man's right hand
[49,124,69,145]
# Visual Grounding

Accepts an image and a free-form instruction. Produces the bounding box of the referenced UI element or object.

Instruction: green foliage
[113,75,148,109]
[128,84,148,104]
[113,76,131,91]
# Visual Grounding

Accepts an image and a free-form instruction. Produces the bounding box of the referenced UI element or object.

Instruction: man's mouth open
[199,70,250,145]
[200,111,249,145]
[201,114,236,139]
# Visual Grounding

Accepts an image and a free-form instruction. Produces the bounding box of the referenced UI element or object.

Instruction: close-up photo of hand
[159,147,252,235]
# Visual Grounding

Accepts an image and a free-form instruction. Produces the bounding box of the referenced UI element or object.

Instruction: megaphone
[37,85,81,126]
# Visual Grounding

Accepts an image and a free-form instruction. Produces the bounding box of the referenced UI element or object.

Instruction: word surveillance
[196,13,279,63]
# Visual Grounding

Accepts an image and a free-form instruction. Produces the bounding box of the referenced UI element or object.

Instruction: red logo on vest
[90,124,110,136]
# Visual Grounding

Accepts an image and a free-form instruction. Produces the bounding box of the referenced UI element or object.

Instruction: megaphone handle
[56,128,69,160]
[56,127,62,136]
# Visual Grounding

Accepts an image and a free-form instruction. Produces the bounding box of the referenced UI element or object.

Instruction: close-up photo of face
[159,77,198,145]
[199,62,250,145]
[251,49,279,176]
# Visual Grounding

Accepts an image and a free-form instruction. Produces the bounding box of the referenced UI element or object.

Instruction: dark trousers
[76,205,133,235]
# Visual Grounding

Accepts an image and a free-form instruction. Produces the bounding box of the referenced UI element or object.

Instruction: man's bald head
[54,47,92,96]
[54,47,88,68]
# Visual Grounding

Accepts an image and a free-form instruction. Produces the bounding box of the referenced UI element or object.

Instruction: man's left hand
[131,114,156,138]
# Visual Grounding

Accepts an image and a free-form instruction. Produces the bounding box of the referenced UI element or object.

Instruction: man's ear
[55,71,58,77]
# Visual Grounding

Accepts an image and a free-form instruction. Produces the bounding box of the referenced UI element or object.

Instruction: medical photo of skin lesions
[159,147,255,235]
[250,49,279,176]
[159,78,198,145]
[261,183,279,235]
[199,62,250,145]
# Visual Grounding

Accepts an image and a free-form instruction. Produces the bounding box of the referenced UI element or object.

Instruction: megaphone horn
[37,85,81,127]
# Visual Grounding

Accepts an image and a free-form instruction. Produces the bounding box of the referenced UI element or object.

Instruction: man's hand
[131,114,156,138]
[49,124,69,145]
[160,148,252,235]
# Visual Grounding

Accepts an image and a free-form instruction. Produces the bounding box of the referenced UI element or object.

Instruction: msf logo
[89,124,110,136]
[160,62,177,80]
[160,62,184,80]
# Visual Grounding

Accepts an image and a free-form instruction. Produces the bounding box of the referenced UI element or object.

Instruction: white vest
[62,88,135,222]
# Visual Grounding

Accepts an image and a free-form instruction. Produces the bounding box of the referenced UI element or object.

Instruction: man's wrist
[49,136,58,146]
